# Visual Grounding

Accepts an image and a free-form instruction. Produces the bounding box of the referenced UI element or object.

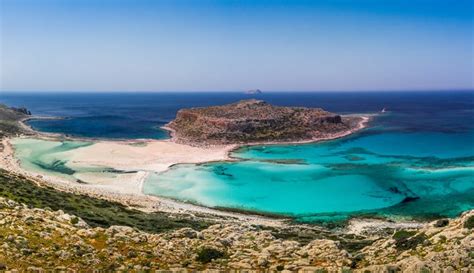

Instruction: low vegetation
[464,215,474,229]
[0,170,209,233]
[167,99,358,145]
[392,230,417,241]
[392,230,428,251]
[196,247,226,263]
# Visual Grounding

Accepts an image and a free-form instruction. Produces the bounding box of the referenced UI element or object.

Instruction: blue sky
[1,0,472,91]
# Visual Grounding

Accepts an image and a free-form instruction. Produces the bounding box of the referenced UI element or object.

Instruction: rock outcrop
[0,105,31,137]
[11,107,31,116]
[166,99,361,145]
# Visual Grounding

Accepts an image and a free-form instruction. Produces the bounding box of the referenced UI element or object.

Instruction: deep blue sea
[2,91,473,222]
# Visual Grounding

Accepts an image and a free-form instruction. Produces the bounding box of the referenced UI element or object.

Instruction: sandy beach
[0,137,287,226]
[0,115,371,226]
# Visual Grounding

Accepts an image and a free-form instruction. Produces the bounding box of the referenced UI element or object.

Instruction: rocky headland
[0,104,32,137]
[166,99,364,145]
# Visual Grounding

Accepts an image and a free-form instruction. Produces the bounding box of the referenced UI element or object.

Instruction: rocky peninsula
[166,99,364,145]
[0,104,32,137]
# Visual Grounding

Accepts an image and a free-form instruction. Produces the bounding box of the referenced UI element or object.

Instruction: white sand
[63,140,235,194]
[66,140,234,173]
[0,115,370,226]
[346,218,424,236]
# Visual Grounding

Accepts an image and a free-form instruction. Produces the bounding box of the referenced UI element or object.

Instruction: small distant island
[165,99,365,145]
[245,89,262,94]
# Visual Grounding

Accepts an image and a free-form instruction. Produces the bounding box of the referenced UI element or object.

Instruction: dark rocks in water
[388,187,402,194]
[259,159,307,165]
[11,107,32,116]
[344,155,365,161]
[103,168,138,174]
[213,166,234,178]
[166,99,359,145]
[400,196,420,204]
[33,160,76,175]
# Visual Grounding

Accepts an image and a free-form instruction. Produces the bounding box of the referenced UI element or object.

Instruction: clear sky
[0,0,472,92]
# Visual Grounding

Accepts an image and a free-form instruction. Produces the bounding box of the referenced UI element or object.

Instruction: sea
[2,91,473,222]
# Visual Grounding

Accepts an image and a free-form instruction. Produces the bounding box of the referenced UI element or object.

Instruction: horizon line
[2,88,474,93]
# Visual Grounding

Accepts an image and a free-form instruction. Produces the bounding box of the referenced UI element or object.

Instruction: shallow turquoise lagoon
[12,138,92,180]
[144,129,474,221]
[11,138,129,183]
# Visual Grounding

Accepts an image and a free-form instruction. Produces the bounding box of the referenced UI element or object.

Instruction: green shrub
[70,217,79,225]
[464,215,474,229]
[420,267,431,273]
[392,230,417,241]
[394,231,427,251]
[196,247,225,263]
[0,170,210,233]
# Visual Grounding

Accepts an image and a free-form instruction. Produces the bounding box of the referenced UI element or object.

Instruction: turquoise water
[12,138,92,179]
[4,91,474,222]
[11,138,133,183]
[144,126,474,221]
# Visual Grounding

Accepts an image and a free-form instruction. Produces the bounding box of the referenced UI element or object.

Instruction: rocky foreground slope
[166,100,362,145]
[0,196,472,271]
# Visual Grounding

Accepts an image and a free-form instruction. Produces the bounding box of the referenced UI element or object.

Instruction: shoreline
[162,115,371,148]
[1,113,427,230]
[0,137,286,227]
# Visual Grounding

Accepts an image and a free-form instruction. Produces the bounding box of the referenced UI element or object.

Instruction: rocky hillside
[0,195,471,271]
[0,104,31,137]
[166,100,361,145]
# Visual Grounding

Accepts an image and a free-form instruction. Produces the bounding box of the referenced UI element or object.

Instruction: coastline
[19,116,64,137]
[0,114,400,228]
[162,115,371,148]
[228,115,371,150]
[0,137,286,226]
